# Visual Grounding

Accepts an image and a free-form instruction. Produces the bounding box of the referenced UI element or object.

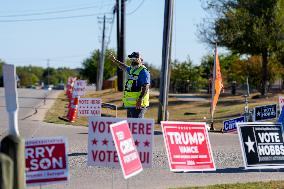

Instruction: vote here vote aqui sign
[110,121,143,179]
[88,117,154,168]
[25,137,69,185]
[78,98,101,117]
[254,104,277,121]
[161,121,215,172]
[73,80,86,96]
[237,122,284,169]
[223,116,245,133]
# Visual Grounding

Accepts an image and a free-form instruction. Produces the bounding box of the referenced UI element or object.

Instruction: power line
[127,0,145,15]
[0,12,112,23]
[106,14,115,48]
[0,3,114,18]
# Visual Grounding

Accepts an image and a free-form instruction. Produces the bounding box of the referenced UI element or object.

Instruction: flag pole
[210,44,217,130]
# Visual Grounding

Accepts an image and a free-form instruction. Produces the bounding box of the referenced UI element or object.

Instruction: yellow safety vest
[123,65,149,108]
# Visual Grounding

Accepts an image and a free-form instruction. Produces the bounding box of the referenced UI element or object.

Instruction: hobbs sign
[238,122,284,169]
[161,121,215,172]
[25,137,69,185]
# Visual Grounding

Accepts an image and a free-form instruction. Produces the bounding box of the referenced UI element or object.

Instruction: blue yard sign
[278,105,284,124]
[223,116,245,133]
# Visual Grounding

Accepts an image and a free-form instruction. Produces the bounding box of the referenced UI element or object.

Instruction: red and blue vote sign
[25,137,69,185]
[88,117,154,168]
[161,121,215,172]
[110,120,143,179]
[223,116,245,133]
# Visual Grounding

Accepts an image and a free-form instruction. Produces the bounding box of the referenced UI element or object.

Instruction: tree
[170,57,207,93]
[199,0,284,95]
[80,49,117,84]
[199,53,240,91]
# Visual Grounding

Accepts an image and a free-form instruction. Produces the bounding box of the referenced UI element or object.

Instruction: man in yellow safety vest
[110,52,150,118]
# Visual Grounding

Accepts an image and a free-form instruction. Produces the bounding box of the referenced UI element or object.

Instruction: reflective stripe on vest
[123,65,149,107]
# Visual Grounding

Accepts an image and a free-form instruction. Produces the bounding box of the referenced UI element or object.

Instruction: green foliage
[80,49,117,84]
[171,180,284,189]
[170,57,207,93]
[15,65,78,87]
[200,0,284,95]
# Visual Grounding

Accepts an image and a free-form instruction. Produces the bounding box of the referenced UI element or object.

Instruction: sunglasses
[129,57,140,61]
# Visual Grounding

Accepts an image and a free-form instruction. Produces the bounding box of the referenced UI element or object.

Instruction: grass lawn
[171,180,284,189]
[44,88,283,130]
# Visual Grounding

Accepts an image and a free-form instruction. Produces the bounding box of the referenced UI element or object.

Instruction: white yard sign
[73,80,87,96]
[78,98,101,117]
[88,117,154,168]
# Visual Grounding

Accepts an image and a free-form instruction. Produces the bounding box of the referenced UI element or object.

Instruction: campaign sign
[278,105,284,123]
[73,80,87,96]
[161,121,215,172]
[78,98,101,117]
[25,137,69,185]
[223,116,245,133]
[110,121,143,179]
[237,122,284,169]
[88,117,154,168]
[279,96,284,113]
[254,104,277,121]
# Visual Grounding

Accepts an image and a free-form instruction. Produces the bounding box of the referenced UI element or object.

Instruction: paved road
[1,89,284,189]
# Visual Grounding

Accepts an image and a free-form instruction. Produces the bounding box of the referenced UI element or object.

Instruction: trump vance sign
[237,122,284,169]
[161,121,215,172]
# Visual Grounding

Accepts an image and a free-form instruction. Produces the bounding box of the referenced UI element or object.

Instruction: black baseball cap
[128,52,141,59]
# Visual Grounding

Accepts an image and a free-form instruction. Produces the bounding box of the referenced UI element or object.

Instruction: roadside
[44,89,282,130]
[24,90,62,122]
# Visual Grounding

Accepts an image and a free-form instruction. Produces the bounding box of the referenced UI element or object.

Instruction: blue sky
[0,0,214,69]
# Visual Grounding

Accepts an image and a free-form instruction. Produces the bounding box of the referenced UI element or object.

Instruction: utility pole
[97,15,106,91]
[158,0,174,123]
[116,0,125,92]
[47,59,50,86]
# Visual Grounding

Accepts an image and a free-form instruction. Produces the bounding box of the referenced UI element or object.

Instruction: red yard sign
[25,137,69,185]
[161,121,215,172]
[110,120,143,179]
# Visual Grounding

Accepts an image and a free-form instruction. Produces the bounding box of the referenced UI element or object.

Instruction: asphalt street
[1,88,284,189]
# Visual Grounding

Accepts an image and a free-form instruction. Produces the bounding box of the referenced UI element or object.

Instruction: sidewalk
[25,90,62,122]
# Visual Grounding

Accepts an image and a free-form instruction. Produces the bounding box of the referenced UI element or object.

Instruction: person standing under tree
[110,52,150,118]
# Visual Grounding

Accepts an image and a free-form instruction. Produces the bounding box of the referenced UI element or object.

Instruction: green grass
[171,180,284,189]
[44,89,283,130]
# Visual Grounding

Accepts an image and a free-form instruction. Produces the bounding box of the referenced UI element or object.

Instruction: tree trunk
[261,51,268,96]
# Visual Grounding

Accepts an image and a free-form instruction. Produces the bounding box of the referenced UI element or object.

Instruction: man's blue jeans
[127,107,147,118]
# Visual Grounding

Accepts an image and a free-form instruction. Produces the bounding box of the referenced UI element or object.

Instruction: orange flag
[211,45,223,119]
